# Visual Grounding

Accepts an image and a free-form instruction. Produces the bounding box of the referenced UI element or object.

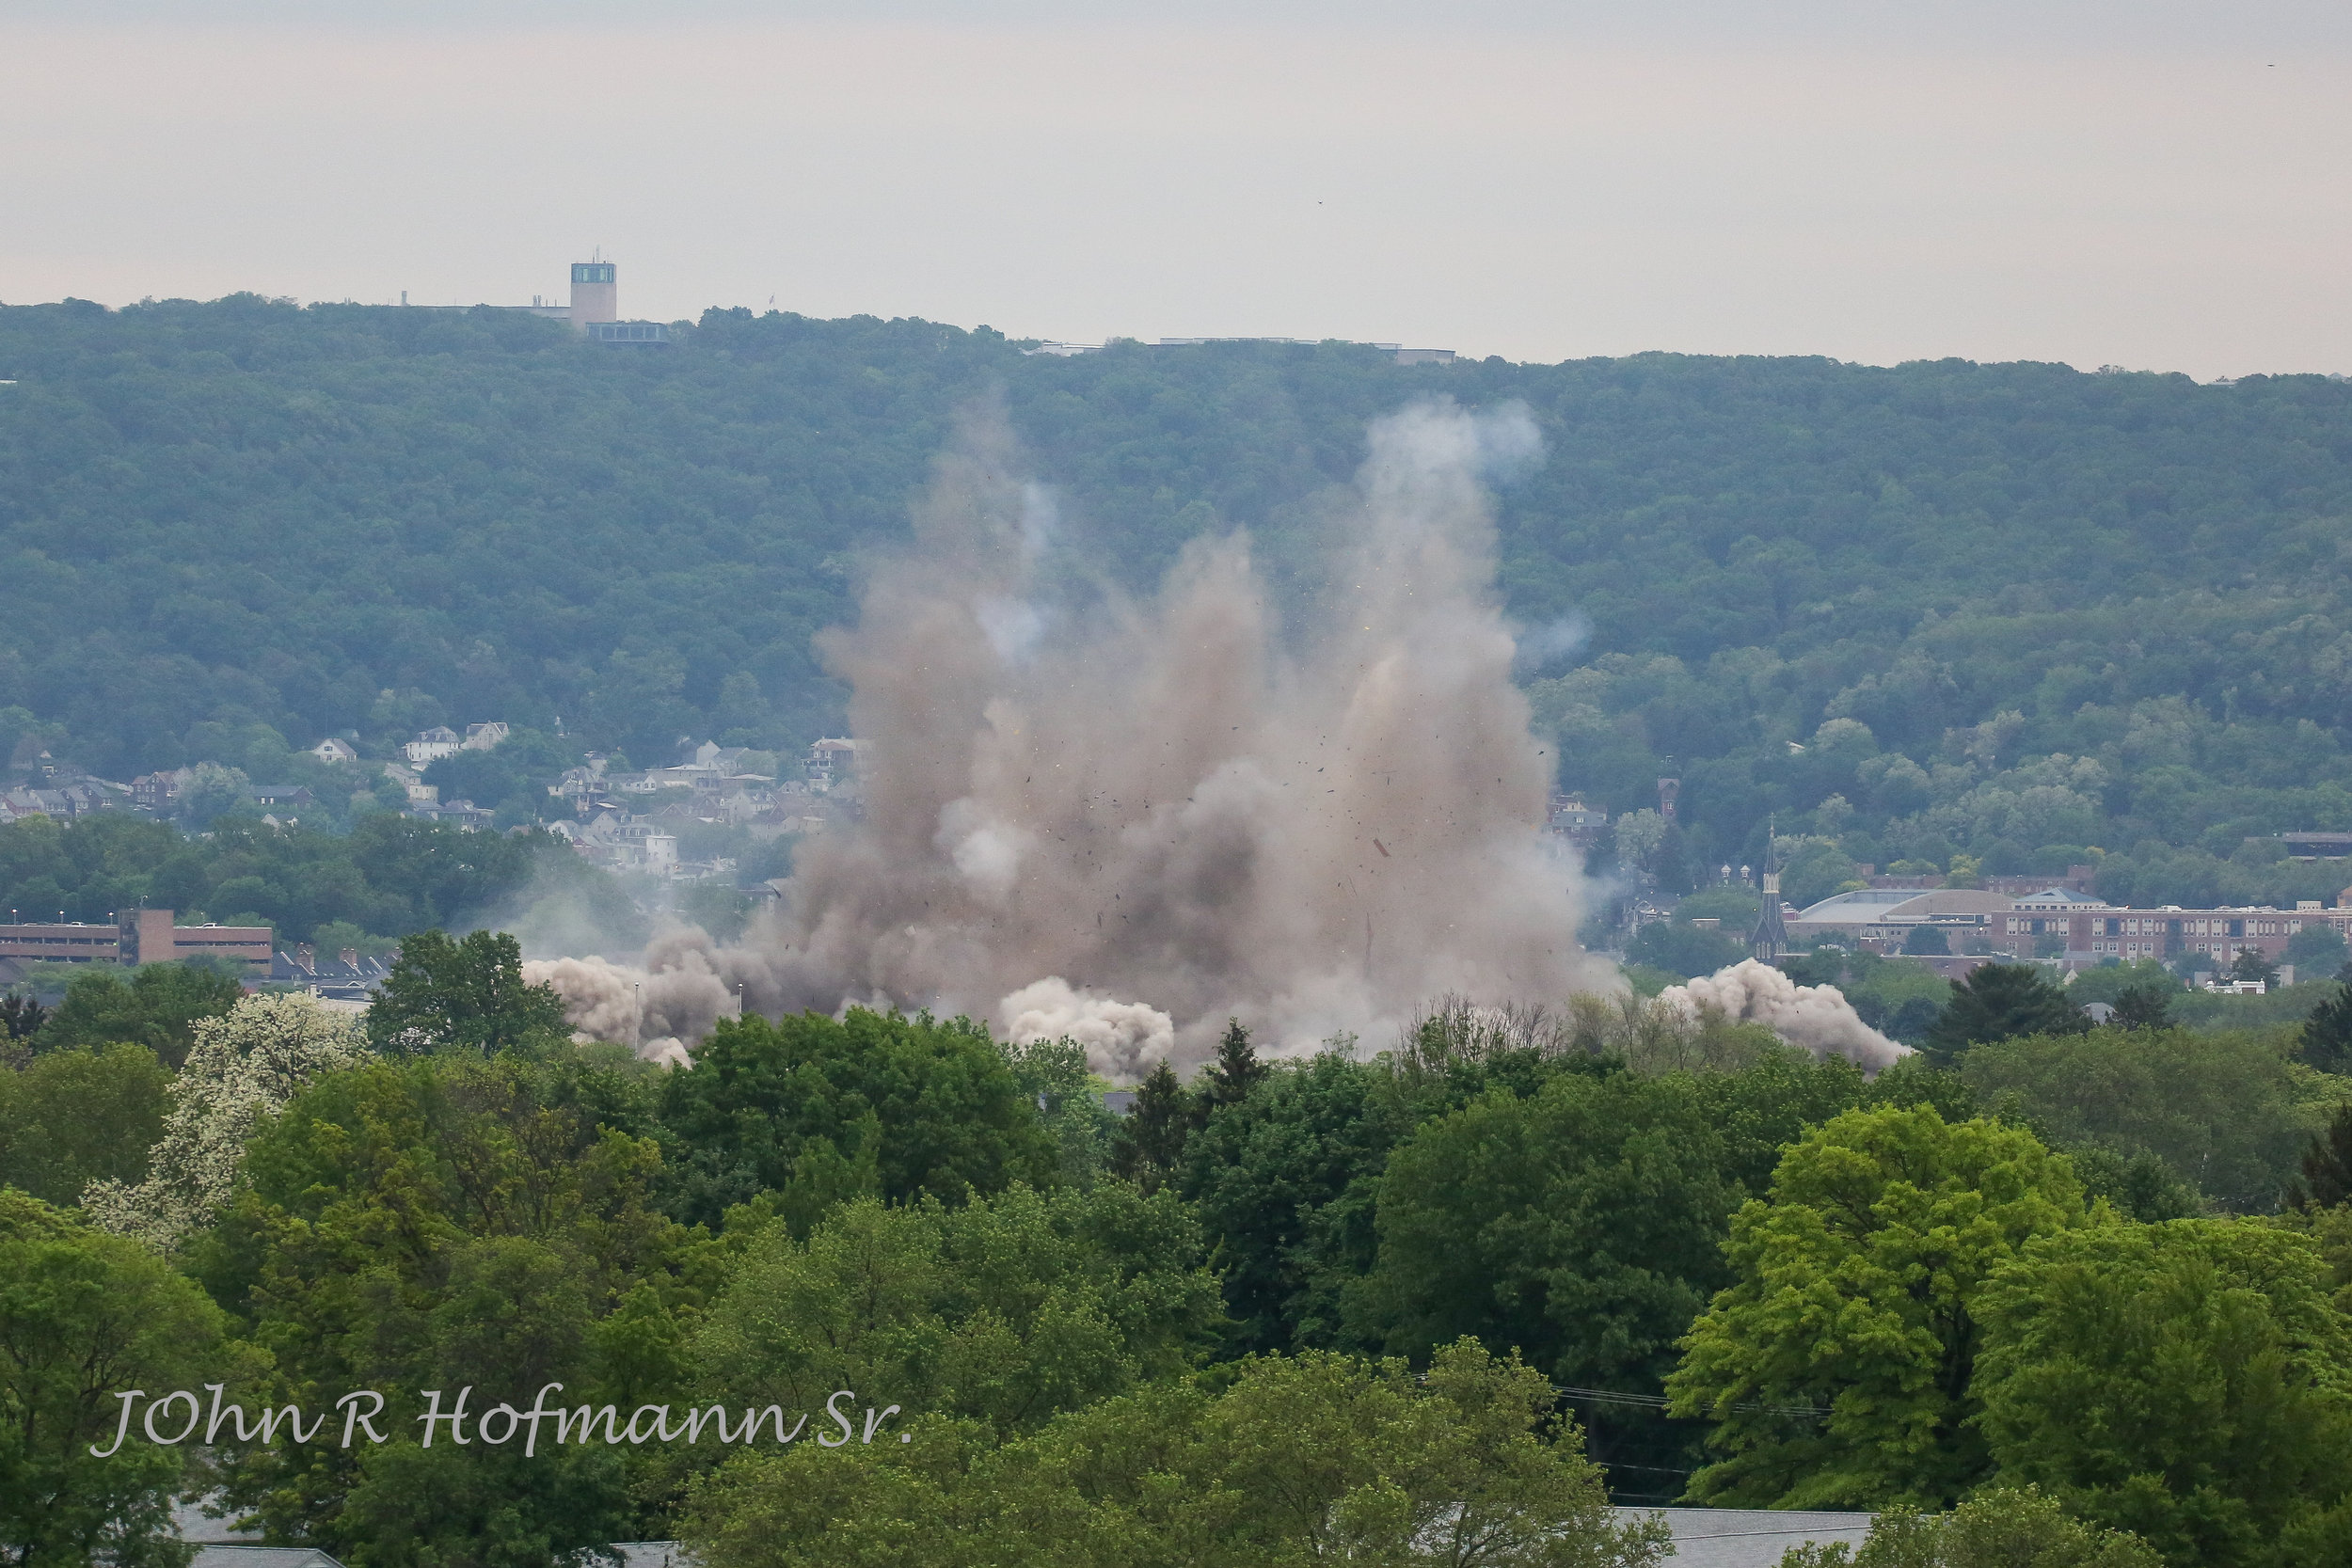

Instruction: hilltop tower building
[398,259,664,343]
[570,261,618,332]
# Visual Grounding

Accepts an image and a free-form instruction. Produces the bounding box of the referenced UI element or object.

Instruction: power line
[1555,1386,1829,1419]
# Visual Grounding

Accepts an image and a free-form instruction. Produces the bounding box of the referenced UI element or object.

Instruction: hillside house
[131,768,192,812]
[413,799,495,831]
[1547,794,1608,847]
[403,727,462,765]
[554,812,679,875]
[807,737,861,791]
[2,782,115,821]
[381,763,437,806]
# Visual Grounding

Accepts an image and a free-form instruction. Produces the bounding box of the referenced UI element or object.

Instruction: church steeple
[1750,815,1788,963]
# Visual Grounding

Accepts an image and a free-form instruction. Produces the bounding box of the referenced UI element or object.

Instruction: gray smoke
[524,952,709,1068]
[999,977,1177,1081]
[532,398,1613,1076]
[1655,958,1912,1071]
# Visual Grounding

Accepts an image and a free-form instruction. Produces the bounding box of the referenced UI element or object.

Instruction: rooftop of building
[2007,887,2110,906]
[1792,888,2015,923]
[1607,1508,1874,1567]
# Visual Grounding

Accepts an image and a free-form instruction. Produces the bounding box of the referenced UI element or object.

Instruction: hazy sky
[5,1,2346,377]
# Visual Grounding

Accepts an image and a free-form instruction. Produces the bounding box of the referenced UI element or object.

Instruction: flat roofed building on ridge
[0,921,127,963]
[0,910,271,973]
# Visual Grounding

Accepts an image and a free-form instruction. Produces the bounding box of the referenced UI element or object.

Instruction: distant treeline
[0,811,637,957]
[6,297,2352,897]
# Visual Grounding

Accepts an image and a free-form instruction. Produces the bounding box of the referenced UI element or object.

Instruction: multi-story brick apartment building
[1790,882,2352,973]
[1985,898,2352,969]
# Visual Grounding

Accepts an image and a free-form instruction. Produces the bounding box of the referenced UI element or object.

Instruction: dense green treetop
[0,1189,252,1568]
[680,1338,1666,1568]
[693,1185,1224,1440]
[1787,1489,2163,1568]
[193,1047,703,1560]
[1348,1069,1744,1396]
[1960,1025,2318,1212]
[363,927,569,1056]
[1974,1221,2352,1567]
[1665,1104,2089,1510]
[8,298,2352,894]
[35,959,242,1069]
[1177,1050,1395,1355]
[0,1043,170,1208]
[2293,1103,2352,1212]
[656,1007,1060,1227]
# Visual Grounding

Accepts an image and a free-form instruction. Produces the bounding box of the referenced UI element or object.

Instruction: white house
[807,737,861,791]
[307,737,358,765]
[403,727,462,765]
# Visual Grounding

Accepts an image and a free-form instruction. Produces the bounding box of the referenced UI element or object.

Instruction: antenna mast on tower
[1750,814,1788,964]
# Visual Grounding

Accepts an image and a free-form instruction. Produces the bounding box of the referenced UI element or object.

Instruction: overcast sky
[4,1,2346,377]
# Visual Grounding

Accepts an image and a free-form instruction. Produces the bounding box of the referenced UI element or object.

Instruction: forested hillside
[6,295,2352,899]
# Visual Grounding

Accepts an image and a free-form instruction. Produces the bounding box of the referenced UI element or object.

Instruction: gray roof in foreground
[189,1550,344,1568]
[1614,1506,1876,1567]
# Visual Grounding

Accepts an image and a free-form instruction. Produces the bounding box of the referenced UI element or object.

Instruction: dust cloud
[1656,958,1912,1070]
[999,977,1177,1082]
[529,398,1613,1076]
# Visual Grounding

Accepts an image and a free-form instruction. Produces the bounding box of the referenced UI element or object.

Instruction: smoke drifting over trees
[1655,958,1911,1071]
[533,399,1613,1074]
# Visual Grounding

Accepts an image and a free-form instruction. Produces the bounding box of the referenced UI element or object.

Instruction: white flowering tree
[84,991,372,1250]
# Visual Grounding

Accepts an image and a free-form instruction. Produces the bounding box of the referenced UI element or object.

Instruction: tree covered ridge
[5,296,2352,882]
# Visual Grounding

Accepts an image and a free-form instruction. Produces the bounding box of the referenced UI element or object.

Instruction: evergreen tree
[0,992,45,1040]
[2231,947,2281,985]
[2300,980,2352,1074]
[2110,982,2173,1031]
[1111,1061,1197,1192]
[1922,963,2089,1066]
[1202,1018,1268,1109]
[2287,1102,2352,1212]
[1901,925,1952,956]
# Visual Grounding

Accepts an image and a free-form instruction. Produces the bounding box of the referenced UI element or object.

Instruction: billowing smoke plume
[532,398,1613,1074]
[1656,958,1911,1071]
[522,952,709,1069]
[1000,977,1177,1079]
